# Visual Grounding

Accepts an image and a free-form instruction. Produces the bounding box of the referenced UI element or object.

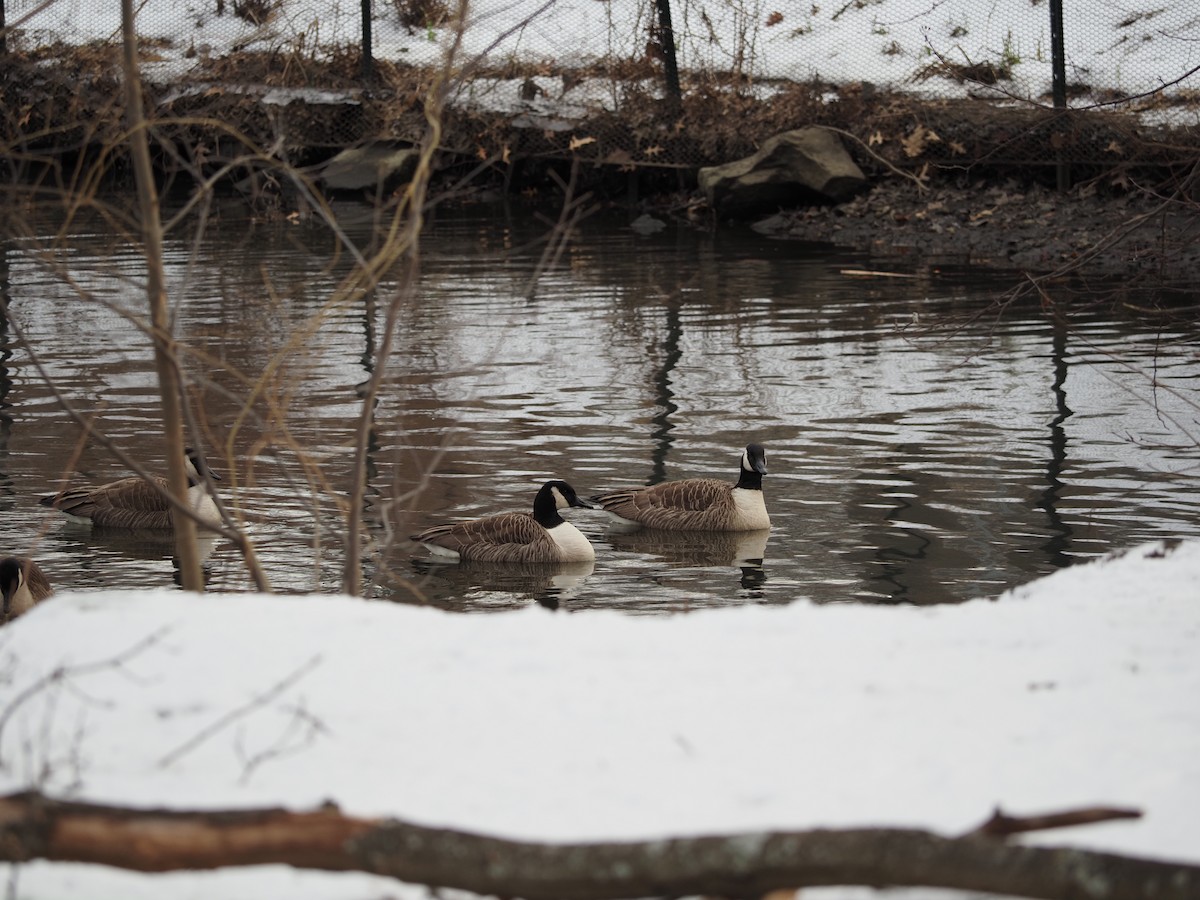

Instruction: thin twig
[968,805,1142,838]
[235,700,331,785]
[817,125,930,192]
[0,627,171,769]
[156,654,323,769]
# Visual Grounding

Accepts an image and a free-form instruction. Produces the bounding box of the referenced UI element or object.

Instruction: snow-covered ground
[2,3,1199,898]
[1,539,1199,899]
[7,0,1199,122]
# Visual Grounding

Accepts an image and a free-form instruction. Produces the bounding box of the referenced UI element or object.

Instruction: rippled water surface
[3,201,1199,611]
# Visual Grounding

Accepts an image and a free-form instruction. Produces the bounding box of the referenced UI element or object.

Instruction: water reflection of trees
[1037,316,1073,569]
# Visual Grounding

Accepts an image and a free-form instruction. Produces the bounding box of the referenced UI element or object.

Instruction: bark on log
[2,791,1197,900]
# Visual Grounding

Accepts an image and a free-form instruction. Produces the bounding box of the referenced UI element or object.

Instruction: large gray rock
[318,143,419,191]
[698,127,866,217]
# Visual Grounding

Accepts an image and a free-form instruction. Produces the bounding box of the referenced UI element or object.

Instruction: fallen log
[1,791,1196,900]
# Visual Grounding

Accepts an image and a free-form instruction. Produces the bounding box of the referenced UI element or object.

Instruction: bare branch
[119,0,204,589]
[0,628,171,769]
[968,805,1142,838]
[1,793,1196,900]
[155,654,323,769]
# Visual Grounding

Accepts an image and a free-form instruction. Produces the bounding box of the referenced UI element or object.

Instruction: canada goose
[410,480,596,563]
[1,557,53,622]
[593,443,771,531]
[39,448,222,531]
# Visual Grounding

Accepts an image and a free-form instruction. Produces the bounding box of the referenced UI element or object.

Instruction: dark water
[3,200,1199,611]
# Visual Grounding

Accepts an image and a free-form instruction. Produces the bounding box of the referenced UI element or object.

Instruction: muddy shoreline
[746,175,1200,284]
[3,43,1197,285]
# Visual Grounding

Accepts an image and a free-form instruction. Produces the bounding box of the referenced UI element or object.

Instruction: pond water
[3,199,1199,612]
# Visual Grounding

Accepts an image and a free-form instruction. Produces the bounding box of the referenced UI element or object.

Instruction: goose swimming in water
[410,480,596,563]
[1,557,53,622]
[593,443,771,532]
[40,448,222,531]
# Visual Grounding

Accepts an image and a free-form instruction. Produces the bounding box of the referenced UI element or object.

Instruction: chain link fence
[1,0,1197,178]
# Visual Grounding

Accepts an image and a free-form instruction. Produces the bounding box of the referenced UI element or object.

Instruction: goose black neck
[736,468,764,491]
[533,488,566,528]
[0,557,20,605]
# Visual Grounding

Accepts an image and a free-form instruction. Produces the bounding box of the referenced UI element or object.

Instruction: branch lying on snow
[0,791,1193,900]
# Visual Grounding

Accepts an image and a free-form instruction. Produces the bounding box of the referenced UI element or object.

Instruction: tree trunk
[1,791,1196,900]
[119,0,205,590]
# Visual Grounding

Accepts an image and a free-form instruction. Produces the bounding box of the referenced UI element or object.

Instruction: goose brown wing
[43,476,174,528]
[411,512,556,563]
[22,559,54,602]
[596,478,733,529]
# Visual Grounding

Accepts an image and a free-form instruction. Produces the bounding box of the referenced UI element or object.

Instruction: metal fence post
[1,0,7,56]
[654,0,682,112]
[362,0,373,81]
[1049,0,1070,190]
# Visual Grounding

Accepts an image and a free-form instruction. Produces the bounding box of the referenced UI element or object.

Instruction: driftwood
[1,791,1196,900]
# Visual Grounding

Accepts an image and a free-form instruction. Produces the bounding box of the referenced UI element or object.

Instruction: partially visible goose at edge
[410,480,597,563]
[593,443,771,532]
[1,556,53,623]
[39,447,223,531]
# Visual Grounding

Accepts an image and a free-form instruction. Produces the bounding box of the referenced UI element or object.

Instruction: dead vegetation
[229,0,279,26]
[1,41,1198,210]
[914,58,1012,85]
[392,0,453,34]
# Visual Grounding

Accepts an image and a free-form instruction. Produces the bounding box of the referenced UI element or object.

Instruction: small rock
[629,214,667,235]
[697,127,867,217]
[319,143,418,191]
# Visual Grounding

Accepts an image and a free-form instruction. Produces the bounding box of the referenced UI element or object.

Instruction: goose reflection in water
[46,525,222,589]
[605,524,770,566]
[604,525,771,593]
[49,524,220,562]
[407,558,596,612]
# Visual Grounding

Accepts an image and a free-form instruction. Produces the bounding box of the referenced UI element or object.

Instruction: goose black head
[184,447,221,484]
[742,443,767,476]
